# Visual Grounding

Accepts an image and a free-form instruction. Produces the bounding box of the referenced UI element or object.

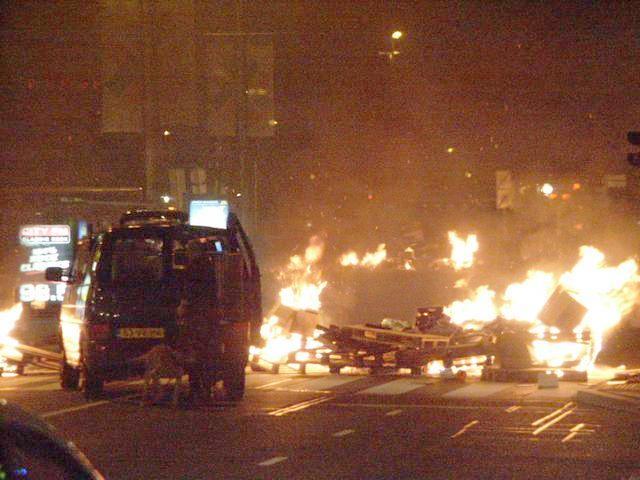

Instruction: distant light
[236,193,242,197]
[465,171,472,178]
[447,147,455,154]
[160,195,171,204]
[163,130,171,136]
[268,119,278,126]
[541,183,554,196]
[572,182,581,191]
[561,193,571,201]
[392,31,403,40]
[549,193,558,200]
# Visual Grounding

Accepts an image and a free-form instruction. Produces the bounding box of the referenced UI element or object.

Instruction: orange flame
[339,244,387,269]
[444,231,479,270]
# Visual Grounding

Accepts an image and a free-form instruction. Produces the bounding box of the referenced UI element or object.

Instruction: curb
[577,388,640,414]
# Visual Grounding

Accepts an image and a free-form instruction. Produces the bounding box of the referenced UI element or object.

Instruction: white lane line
[531,402,574,427]
[333,429,355,437]
[269,395,333,417]
[570,423,586,432]
[505,405,521,413]
[41,394,139,419]
[357,379,430,396]
[532,409,575,436]
[386,409,403,417]
[443,383,513,399]
[258,456,288,467]
[41,400,110,419]
[331,403,511,410]
[450,420,479,439]
[292,375,362,391]
[253,378,294,390]
[562,423,586,443]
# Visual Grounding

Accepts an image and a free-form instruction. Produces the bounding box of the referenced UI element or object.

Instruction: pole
[141,0,160,205]
[235,0,248,225]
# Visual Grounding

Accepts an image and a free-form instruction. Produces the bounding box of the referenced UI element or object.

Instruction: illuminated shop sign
[18,224,74,304]
[20,225,71,246]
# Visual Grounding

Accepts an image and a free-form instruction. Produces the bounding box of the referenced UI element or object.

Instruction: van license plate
[117,328,165,339]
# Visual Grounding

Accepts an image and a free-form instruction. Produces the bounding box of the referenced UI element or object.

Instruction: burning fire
[254,237,328,365]
[339,244,387,269]
[444,231,479,270]
[445,245,640,371]
[0,303,23,371]
[278,236,327,311]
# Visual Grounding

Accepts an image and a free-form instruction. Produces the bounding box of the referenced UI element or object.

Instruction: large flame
[254,237,328,365]
[278,236,327,311]
[500,270,557,323]
[445,245,640,371]
[445,231,479,270]
[0,303,23,371]
[339,244,387,269]
[445,285,498,329]
[560,246,639,368]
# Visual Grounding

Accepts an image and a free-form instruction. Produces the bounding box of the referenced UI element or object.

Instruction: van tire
[80,365,103,400]
[60,357,80,390]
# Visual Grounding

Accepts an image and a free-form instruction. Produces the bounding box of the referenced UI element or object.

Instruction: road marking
[291,375,362,391]
[386,409,403,417]
[561,423,586,443]
[41,394,139,419]
[253,378,294,390]
[443,383,513,399]
[532,409,575,436]
[269,396,333,417]
[331,403,512,410]
[451,420,479,439]
[41,400,109,419]
[531,402,574,427]
[357,378,430,395]
[333,429,355,437]
[570,423,585,432]
[258,456,288,467]
[505,405,521,413]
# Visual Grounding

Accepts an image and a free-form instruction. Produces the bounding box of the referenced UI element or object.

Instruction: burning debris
[253,229,639,381]
[442,231,479,271]
[251,237,328,369]
[339,244,387,269]
[443,243,640,372]
[0,303,24,373]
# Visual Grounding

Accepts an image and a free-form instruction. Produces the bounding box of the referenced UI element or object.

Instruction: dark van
[46,213,261,400]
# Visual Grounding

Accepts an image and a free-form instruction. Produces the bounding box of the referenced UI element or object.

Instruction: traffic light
[627,131,640,166]
[628,153,640,167]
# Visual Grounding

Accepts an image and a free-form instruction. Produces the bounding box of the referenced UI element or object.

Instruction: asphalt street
[1,370,638,479]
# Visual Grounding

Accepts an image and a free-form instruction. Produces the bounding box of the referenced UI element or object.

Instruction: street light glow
[541,183,554,196]
[392,30,403,40]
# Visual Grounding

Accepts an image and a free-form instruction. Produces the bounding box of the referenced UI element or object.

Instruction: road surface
[0,369,637,479]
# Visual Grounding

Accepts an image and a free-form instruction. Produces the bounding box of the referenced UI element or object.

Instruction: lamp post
[379,30,404,62]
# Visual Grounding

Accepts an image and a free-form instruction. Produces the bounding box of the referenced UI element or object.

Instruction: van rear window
[109,237,164,283]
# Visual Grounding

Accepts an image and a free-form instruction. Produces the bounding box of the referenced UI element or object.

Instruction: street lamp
[379,30,404,62]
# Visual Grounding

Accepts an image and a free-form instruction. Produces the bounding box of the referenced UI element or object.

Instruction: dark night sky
[2,1,639,181]
[1,1,640,244]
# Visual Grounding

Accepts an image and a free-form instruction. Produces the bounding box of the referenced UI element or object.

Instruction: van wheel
[60,357,80,390]
[80,365,103,400]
